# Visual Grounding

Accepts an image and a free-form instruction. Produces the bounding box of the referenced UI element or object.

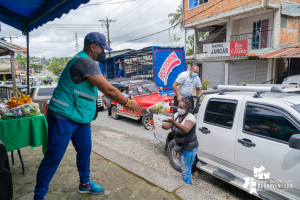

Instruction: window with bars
[252,20,261,49]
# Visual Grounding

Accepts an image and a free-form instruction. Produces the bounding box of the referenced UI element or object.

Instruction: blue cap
[84,32,113,51]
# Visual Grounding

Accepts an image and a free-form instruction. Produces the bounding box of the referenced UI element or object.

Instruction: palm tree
[168,1,183,30]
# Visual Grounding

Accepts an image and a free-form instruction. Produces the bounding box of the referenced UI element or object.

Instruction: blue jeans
[180,148,197,184]
[34,114,92,200]
[118,70,124,78]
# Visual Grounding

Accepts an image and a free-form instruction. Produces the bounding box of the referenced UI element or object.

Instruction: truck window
[244,105,300,143]
[204,99,237,128]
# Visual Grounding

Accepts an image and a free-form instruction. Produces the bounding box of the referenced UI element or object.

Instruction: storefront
[197,40,270,87]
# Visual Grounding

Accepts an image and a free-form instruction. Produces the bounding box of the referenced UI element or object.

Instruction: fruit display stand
[0,114,48,174]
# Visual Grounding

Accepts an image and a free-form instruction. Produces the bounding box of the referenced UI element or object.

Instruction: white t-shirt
[176,71,201,98]
[122,92,130,98]
[174,113,196,125]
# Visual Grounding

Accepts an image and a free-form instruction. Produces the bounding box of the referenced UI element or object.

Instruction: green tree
[15,54,27,70]
[168,0,183,30]
[47,58,63,76]
[186,32,209,56]
[173,34,181,42]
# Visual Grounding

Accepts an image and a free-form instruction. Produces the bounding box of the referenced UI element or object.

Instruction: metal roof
[247,43,300,58]
[108,79,153,88]
[0,39,27,56]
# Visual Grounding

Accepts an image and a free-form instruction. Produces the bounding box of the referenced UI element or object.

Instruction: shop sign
[207,42,230,57]
[230,40,248,56]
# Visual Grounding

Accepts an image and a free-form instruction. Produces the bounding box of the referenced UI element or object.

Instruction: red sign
[230,40,248,56]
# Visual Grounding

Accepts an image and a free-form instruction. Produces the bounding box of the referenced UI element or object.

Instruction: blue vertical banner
[98,61,106,77]
[152,46,187,94]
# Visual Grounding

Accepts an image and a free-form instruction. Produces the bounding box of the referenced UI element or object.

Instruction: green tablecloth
[0,114,48,154]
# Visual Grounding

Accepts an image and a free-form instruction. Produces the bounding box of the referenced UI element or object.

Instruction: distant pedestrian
[115,59,124,79]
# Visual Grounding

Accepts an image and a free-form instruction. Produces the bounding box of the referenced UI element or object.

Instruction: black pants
[174,96,195,109]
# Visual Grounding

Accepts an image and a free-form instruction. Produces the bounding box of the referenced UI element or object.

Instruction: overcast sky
[0,0,189,59]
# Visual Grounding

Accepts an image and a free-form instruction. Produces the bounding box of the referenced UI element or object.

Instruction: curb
[92,142,224,200]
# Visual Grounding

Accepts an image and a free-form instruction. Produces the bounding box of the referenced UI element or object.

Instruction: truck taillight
[152,118,155,130]
[45,104,48,116]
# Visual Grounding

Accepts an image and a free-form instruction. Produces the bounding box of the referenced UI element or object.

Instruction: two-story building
[184,0,300,87]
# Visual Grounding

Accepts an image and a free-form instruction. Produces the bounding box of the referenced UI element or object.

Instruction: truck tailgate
[153,114,172,143]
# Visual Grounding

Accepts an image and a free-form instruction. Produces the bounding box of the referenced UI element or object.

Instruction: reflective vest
[47,51,98,124]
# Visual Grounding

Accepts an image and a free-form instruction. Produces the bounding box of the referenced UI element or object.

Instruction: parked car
[282,74,300,86]
[104,79,173,130]
[30,85,56,115]
[153,85,300,200]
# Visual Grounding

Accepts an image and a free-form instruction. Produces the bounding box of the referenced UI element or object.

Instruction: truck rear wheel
[142,113,153,130]
[167,139,198,172]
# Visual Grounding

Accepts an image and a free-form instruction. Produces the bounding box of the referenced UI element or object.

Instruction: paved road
[34,69,56,85]
[94,109,156,141]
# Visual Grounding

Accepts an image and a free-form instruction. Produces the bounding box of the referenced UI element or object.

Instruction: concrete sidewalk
[11,145,179,200]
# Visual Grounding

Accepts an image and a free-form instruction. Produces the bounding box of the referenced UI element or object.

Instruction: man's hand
[124,99,139,113]
[177,96,182,102]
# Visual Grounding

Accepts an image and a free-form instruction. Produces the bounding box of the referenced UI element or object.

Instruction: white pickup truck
[153,85,300,200]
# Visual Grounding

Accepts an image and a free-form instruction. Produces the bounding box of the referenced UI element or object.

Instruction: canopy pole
[10,53,17,96]
[254,57,257,84]
[26,30,30,94]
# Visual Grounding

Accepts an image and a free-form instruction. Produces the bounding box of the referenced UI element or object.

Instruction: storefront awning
[247,43,300,58]
[0,39,27,56]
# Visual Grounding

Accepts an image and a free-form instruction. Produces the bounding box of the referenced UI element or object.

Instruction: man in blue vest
[34,32,139,200]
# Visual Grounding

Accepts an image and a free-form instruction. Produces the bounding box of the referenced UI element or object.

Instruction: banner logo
[243,164,292,194]
[158,52,181,85]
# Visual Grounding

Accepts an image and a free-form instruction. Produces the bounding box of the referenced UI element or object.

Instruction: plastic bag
[147,102,170,114]
[21,103,40,117]
[0,104,9,115]
[10,106,24,118]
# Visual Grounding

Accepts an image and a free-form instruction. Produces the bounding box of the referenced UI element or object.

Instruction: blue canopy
[0,0,90,93]
[0,0,89,33]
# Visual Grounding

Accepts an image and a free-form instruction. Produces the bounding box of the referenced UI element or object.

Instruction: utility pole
[99,17,116,57]
[4,35,18,43]
[75,32,79,53]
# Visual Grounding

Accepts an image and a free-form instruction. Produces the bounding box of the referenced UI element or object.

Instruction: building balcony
[230,30,273,50]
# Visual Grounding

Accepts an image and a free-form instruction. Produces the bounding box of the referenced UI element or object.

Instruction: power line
[113,0,166,34]
[78,0,136,9]
[112,0,225,47]
[111,18,169,41]
[3,35,18,43]
[105,1,125,18]
[75,32,79,53]
[113,0,150,20]
[99,18,116,57]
